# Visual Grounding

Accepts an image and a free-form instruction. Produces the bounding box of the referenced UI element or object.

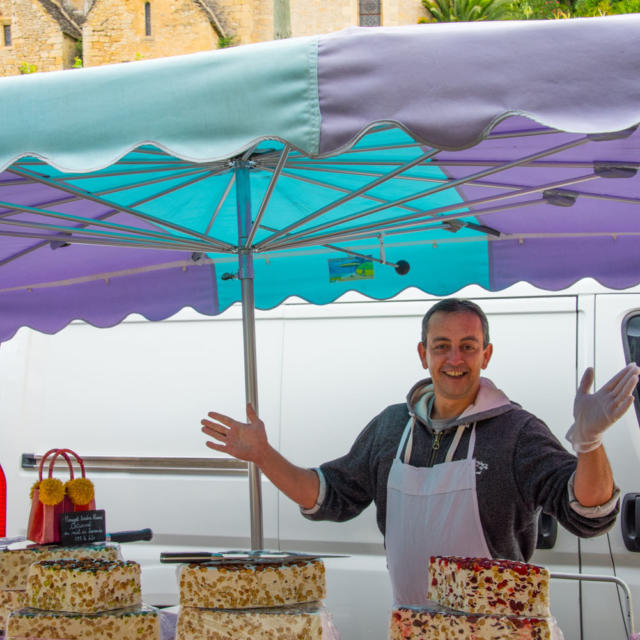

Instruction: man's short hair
[421,298,490,348]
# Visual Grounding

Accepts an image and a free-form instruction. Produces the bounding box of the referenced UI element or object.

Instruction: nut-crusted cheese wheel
[390,607,552,640]
[0,589,26,629]
[176,603,326,640]
[179,560,326,609]
[27,558,141,613]
[428,556,551,617]
[0,543,122,590]
[6,604,159,640]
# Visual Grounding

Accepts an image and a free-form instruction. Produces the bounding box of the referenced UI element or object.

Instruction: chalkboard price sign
[59,510,106,546]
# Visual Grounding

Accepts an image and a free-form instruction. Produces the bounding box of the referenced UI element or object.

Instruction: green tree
[422,0,515,20]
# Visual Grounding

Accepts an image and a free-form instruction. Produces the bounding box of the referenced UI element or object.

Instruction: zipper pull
[429,431,443,466]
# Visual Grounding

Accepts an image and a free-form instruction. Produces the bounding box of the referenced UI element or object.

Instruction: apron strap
[444,424,466,463]
[396,416,414,462]
[443,422,477,462]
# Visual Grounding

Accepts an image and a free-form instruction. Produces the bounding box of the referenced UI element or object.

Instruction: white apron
[385,417,491,606]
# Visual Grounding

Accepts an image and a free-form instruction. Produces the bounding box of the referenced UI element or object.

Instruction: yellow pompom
[29,481,40,500]
[38,478,65,506]
[65,477,95,506]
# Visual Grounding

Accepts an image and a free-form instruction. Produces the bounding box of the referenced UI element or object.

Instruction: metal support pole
[234,161,263,550]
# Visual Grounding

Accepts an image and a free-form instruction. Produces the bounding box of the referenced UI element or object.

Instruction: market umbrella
[1,15,640,548]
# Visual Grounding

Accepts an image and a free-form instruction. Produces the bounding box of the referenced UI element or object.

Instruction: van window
[622,312,640,424]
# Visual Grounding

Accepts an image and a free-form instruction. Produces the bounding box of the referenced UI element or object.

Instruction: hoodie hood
[407,377,514,430]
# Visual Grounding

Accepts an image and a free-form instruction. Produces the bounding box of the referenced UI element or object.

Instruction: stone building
[0,0,81,76]
[82,0,226,67]
[1,0,428,76]
[81,0,427,66]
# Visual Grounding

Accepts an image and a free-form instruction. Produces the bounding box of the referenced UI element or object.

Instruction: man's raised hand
[201,404,268,464]
[566,363,640,453]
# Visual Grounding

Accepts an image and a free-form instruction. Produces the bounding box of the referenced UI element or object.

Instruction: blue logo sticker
[329,256,374,282]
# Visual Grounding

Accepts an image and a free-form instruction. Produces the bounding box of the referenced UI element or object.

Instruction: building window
[359,0,381,26]
[144,2,151,36]
[2,24,11,47]
[623,311,640,426]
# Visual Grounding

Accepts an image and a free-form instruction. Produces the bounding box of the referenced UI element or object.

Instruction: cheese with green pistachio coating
[27,558,141,613]
[6,604,159,640]
[176,602,326,640]
[0,543,121,590]
[0,589,26,629]
[179,559,326,609]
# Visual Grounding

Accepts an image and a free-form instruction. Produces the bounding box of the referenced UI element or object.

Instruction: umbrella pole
[235,161,264,551]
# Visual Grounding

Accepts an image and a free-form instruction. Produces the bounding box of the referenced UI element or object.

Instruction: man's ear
[481,343,493,369]
[417,342,428,370]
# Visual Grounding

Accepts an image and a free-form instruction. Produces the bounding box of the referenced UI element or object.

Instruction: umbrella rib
[0,258,218,294]
[0,200,217,250]
[7,166,231,247]
[257,150,439,249]
[253,167,442,248]
[267,172,600,251]
[245,145,290,248]
[305,166,640,203]
[0,170,233,265]
[50,165,205,181]
[266,199,542,251]
[0,216,217,252]
[0,228,219,253]
[204,174,235,235]
[257,223,402,270]
[0,167,211,221]
[262,137,591,250]
[276,164,532,192]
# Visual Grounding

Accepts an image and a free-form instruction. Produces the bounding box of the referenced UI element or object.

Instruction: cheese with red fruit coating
[27,558,141,613]
[427,556,550,618]
[179,559,326,609]
[390,606,552,640]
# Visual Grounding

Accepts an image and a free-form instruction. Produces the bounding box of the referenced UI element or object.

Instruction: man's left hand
[566,363,640,453]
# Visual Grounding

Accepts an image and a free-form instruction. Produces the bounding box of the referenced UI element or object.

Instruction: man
[201,298,639,606]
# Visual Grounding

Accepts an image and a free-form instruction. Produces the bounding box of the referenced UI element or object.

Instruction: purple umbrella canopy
[1,15,640,546]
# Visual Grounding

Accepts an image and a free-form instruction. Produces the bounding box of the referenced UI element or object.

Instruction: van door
[581,293,640,640]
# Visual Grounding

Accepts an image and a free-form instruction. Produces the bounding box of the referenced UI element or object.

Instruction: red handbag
[27,448,96,544]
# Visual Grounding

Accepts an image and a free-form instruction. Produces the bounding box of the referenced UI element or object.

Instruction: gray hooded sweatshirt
[303,377,618,562]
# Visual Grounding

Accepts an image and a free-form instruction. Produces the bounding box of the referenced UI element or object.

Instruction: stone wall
[83,0,220,67]
[214,0,427,44]
[383,0,429,25]
[289,0,357,37]
[0,0,71,76]
[1,0,430,77]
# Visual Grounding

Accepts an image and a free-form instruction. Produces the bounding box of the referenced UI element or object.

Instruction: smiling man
[201,298,640,607]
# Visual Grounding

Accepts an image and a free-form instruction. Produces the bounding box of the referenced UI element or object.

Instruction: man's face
[417,311,493,408]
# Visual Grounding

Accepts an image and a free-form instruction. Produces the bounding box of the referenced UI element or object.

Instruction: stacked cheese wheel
[390,556,559,640]
[176,558,330,640]
[0,543,120,632]
[5,557,160,640]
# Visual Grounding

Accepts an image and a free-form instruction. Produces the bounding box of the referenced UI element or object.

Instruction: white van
[2,281,640,639]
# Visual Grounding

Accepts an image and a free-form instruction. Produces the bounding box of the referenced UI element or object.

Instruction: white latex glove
[566,363,640,453]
